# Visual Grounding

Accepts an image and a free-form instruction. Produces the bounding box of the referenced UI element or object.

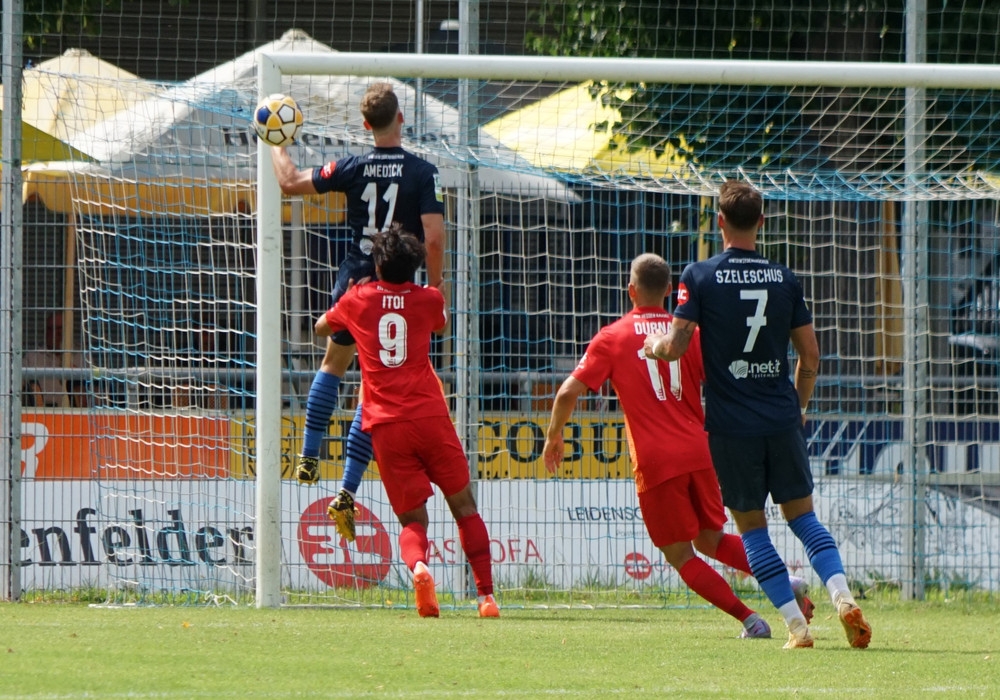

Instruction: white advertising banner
[17,476,1000,593]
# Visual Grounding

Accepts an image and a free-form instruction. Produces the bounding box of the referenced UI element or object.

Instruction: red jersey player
[543,253,812,638]
[315,223,498,619]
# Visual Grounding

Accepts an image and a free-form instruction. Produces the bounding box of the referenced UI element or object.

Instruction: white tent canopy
[65,29,576,201]
[20,48,152,149]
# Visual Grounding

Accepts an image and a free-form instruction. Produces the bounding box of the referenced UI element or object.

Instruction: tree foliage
[20,0,128,50]
[525,2,1000,171]
[527,2,906,62]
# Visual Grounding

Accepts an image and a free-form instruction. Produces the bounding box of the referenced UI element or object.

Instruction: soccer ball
[253,93,303,147]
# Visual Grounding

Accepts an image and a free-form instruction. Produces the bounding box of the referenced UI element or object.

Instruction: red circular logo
[623,552,652,580]
[297,497,392,588]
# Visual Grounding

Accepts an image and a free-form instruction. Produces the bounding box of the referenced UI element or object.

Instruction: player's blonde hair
[361,82,400,131]
[630,254,671,298]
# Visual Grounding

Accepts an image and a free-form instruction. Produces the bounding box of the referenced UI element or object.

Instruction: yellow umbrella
[483,81,691,178]
[0,119,91,162]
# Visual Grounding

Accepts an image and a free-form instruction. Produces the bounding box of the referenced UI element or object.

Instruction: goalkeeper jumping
[269,82,446,541]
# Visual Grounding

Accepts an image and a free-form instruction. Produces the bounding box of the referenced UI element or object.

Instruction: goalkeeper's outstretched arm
[269,145,318,195]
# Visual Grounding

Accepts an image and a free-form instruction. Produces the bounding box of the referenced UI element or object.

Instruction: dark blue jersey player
[644,179,871,650]
[313,146,444,258]
[269,82,446,542]
[670,243,811,437]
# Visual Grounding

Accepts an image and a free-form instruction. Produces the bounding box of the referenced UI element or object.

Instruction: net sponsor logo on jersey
[728,358,783,379]
[676,283,689,304]
[433,173,444,202]
[320,162,336,179]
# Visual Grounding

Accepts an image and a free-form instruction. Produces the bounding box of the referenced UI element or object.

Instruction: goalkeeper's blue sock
[341,402,372,495]
[741,526,796,609]
[788,511,846,585]
[301,371,341,458]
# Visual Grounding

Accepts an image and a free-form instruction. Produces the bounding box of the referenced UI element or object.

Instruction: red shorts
[369,415,470,515]
[358,374,445,404]
[637,468,727,548]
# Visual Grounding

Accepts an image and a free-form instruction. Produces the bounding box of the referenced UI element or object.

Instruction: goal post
[254,55,284,608]
[252,51,1000,606]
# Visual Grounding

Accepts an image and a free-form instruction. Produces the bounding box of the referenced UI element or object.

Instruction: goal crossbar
[261,52,1000,89]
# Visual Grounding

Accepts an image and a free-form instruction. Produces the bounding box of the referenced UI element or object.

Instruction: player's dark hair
[719,179,763,230]
[630,253,671,297]
[372,223,426,283]
[360,82,399,131]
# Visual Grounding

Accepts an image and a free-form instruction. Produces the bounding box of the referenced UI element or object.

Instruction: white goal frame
[254,52,1000,607]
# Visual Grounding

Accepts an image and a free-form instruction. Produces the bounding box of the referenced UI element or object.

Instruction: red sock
[678,557,753,622]
[713,533,752,575]
[456,513,494,596]
[399,522,429,572]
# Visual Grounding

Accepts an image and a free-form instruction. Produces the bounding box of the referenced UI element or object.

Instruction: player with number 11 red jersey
[543,253,812,638]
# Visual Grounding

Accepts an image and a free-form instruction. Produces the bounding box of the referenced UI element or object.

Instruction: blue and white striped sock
[788,511,845,585]
[301,371,341,458]
[341,402,373,495]
[742,526,796,609]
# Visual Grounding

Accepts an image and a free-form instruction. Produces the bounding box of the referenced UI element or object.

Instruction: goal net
[17,36,1000,606]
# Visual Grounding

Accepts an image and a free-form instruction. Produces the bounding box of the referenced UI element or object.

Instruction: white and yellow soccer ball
[253,93,303,147]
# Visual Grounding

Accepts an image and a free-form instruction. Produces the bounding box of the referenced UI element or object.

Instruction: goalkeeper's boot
[837,599,872,649]
[295,455,320,485]
[739,613,771,639]
[789,575,816,624]
[327,489,358,542]
[478,594,500,618]
[413,563,439,618]
[783,618,815,649]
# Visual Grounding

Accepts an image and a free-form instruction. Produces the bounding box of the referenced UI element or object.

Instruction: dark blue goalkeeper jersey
[312,146,445,252]
[672,247,812,437]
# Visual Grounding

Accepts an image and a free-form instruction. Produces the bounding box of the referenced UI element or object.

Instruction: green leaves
[22,0,132,49]
[523,2,1000,172]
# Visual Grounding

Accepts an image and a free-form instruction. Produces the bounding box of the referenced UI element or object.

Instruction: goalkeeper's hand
[542,435,563,474]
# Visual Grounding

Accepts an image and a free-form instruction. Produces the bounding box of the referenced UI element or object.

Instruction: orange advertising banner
[19,410,630,481]
[21,411,231,479]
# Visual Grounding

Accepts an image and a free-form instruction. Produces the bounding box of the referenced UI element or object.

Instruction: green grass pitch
[1,599,997,698]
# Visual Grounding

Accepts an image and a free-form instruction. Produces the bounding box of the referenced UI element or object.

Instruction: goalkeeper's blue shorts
[329,248,376,346]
